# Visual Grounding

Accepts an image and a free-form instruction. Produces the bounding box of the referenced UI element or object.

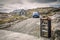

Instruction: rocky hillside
[26,7,60,17]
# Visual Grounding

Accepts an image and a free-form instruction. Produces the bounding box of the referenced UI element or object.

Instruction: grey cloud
[29,0,57,3]
[0,0,23,4]
[0,0,59,4]
[51,4,60,7]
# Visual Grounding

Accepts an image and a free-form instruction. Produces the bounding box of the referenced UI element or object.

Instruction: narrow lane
[1,18,50,40]
[3,18,40,37]
[0,30,39,40]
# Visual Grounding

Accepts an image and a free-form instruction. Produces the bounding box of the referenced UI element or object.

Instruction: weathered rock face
[51,12,60,31]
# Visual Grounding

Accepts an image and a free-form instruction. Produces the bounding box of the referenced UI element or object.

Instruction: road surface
[1,18,50,40]
[3,18,40,37]
[0,30,39,40]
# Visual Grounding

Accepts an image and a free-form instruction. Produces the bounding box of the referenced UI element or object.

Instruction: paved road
[3,18,40,37]
[1,18,50,40]
[0,30,39,40]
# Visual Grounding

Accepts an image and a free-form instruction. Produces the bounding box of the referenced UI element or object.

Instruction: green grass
[0,15,27,24]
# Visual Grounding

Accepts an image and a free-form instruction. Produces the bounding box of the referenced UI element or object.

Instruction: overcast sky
[0,0,60,13]
[0,0,59,4]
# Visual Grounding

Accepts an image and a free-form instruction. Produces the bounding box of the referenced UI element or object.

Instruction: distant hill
[51,4,60,8]
[26,7,60,17]
[0,7,60,18]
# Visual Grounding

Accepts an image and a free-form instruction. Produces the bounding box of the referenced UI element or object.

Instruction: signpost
[40,16,51,38]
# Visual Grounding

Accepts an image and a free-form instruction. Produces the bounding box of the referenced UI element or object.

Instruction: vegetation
[26,7,60,18]
[0,15,27,24]
[0,7,60,24]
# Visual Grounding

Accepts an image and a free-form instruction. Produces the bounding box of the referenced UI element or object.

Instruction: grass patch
[0,15,27,24]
